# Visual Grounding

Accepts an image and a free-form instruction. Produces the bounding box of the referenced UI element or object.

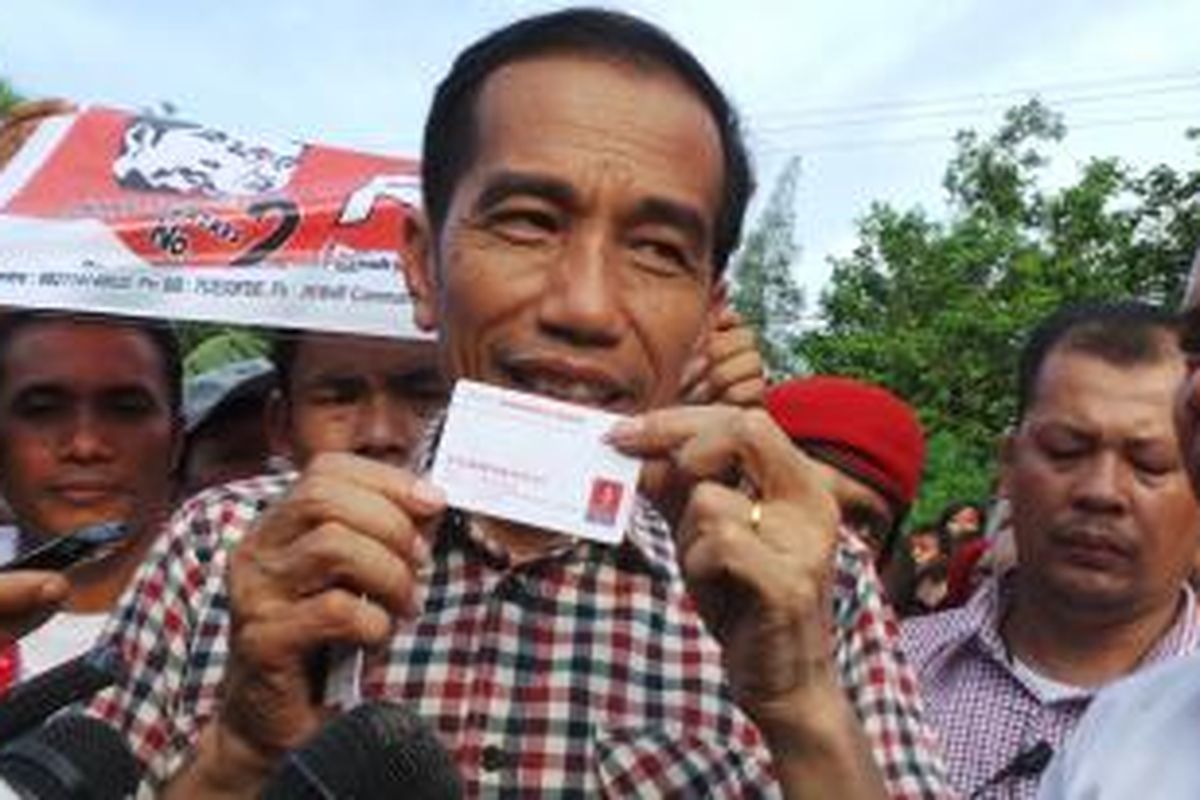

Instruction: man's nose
[1072,452,1130,513]
[352,394,418,464]
[537,231,626,346]
[59,408,114,463]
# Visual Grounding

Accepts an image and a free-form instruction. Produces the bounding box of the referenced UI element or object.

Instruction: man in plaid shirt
[903,302,1200,799]
[92,8,946,797]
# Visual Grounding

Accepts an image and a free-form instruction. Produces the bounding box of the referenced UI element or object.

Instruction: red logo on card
[586,478,624,526]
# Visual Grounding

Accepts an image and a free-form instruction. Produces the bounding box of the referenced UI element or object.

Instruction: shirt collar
[957,570,1200,683]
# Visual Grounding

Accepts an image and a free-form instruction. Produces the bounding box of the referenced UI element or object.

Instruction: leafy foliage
[790,99,1200,520]
[730,156,806,377]
[0,79,24,118]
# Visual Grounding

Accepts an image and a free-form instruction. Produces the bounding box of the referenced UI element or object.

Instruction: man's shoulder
[1039,650,1200,799]
[900,597,984,669]
[1098,648,1200,715]
[166,471,296,557]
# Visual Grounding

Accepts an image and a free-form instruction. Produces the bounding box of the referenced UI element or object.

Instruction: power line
[752,80,1200,134]
[753,111,1199,156]
[747,69,1200,124]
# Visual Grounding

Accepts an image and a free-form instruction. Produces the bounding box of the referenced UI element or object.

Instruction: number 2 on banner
[232,198,300,266]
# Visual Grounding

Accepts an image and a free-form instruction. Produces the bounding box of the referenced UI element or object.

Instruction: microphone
[0,646,123,745]
[261,700,462,800]
[0,713,140,800]
[968,740,1053,799]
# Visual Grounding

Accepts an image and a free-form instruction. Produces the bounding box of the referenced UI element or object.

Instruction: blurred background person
[0,310,181,684]
[765,375,926,567]
[902,301,1200,798]
[178,356,276,498]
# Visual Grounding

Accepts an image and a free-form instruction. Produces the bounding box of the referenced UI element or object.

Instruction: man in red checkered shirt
[91,9,947,797]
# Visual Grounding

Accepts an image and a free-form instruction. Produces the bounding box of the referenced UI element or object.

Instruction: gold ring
[748,501,763,535]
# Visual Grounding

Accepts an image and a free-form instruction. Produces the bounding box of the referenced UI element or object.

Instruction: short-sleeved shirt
[92,471,948,797]
[902,573,1199,799]
[1037,649,1200,799]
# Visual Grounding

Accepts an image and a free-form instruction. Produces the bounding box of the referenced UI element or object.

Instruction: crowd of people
[0,7,1197,799]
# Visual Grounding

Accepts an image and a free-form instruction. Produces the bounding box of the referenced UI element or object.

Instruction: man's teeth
[524,375,613,404]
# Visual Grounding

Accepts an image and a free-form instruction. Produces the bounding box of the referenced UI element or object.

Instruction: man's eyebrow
[627,197,709,247]
[475,170,578,211]
[303,372,368,389]
[7,381,69,400]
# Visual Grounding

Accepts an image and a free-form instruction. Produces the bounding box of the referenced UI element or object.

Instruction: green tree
[797,99,1200,521]
[0,78,24,118]
[731,156,806,377]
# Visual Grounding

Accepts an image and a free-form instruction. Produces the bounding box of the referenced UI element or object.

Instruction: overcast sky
[2,0,1197,311]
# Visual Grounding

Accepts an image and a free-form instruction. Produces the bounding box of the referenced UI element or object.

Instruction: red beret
[765,376,926,510]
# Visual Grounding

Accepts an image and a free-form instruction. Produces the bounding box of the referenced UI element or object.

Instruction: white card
[431,379,642,543]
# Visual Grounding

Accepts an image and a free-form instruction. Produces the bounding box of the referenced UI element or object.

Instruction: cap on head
[765,376,926,512]
[183,357,275,435]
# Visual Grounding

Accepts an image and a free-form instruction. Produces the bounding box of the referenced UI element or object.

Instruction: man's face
[808,458,896,561]
[1004,346,1198,615]
[1175,276,1200,493]
[0,320,178,540]
[181,405,272,496]
[409,55,724,412]
[274,334,445,468]
[947,506,981,540]
[908,531,941,567]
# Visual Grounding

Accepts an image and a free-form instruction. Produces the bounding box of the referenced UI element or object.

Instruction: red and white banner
[0,106,427,338]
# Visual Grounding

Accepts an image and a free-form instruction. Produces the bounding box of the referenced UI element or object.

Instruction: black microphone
[261,700,462,800]
[0,646,123,745]
[968,740,1054,799]
[0,713,140,800]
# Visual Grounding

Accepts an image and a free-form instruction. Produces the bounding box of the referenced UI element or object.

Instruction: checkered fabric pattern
[901,574,1200,800]
[91,471,947,797]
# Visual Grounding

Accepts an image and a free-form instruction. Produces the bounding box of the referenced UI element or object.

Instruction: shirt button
[481,744,511,772]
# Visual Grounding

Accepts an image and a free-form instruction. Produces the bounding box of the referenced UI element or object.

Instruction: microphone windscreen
[0,714,140,800]
[262,701,461,800]
[0,645,124,745]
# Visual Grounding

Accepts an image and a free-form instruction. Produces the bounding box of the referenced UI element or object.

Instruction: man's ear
[400,210,438,332]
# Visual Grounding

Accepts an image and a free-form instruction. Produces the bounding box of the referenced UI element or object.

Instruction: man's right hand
[206,453,445,786]
[0,571,69,643]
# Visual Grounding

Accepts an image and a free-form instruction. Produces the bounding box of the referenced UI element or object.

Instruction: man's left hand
[680,305,766,408]
[608,405,840,714]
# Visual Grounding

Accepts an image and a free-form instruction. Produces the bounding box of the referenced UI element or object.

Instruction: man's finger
[0,572,70,641]
[303,452,446,517]
[267,524,425,617]
[606,405,739,456]
[706,324,757,362]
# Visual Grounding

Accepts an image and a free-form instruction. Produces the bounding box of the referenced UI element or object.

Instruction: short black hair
[421,7,754,275]
[1016,301,1179,423]
[0,309,183,418]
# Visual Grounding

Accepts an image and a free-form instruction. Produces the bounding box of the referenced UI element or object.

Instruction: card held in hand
[431,380,642,543]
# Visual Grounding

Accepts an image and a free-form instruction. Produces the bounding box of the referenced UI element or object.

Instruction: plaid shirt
[91,471,946,797]
[901,573,1200,800]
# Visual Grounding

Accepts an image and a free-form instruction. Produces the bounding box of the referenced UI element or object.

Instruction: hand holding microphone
[0,521,131,644]
[0,576,67,646]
